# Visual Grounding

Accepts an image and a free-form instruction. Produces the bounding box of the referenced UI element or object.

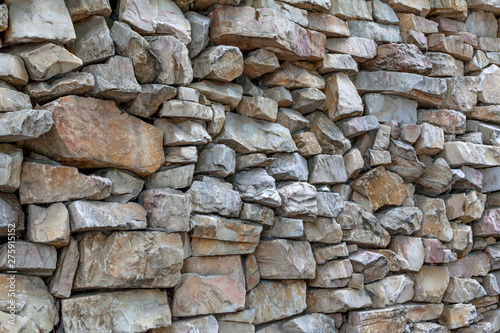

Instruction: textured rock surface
[1,1,500,332]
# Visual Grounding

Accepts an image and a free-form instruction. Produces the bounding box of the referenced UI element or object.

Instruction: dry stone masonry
[1,0,500,332]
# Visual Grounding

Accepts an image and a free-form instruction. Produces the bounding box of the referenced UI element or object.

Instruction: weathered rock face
[74,231,183,289]
[3,0,500,332]
[25,96,165,177]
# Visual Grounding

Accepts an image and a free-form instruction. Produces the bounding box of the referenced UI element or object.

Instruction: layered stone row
[1,0,500,332]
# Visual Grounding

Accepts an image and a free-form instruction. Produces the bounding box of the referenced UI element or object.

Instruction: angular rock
[313,243,349,264]
[339,115,380,139]
[354,71,447,107]
[0,86,31,113]
[347,21,402,43]
[25,72,95,104]
[247,280,306,325]
[417,109,466,134]
[427,34,474,61]
[343,148,364,179]
[439,304,478,330]
[0,109,53,143]
[243,49,280,80]
[0,144,22,193]
[62,289,171,333]
[148,36,193,85]
[0,194,24,236]
[364,93,418,124]
[376,207,423,235]
[353,167,407,212]
[153,316,218,333]
[126,84,176,118]
[0,54,29,86]
[145,165,194,190]
[20,162,111,204]
[328,0,371,20]
[276,181,317,221]
[443,191,486,222]
[427,51,465,77]
[48,237,79,299]
[413,266,450,303]
[365,274,415,308]
[140,188,191,232]
[390,236,425,272]
[306,288,372,313]
[5,0,75,45]
[349,250,389,283]
[74,231,183,289]
[307,12,350,38]
[236,96,278,122]
[0,241,55,277]
[156,118,211,146]
[10,43,82,81]
[262,216,303,239]
[316,53,358,74]
[304,217,342,244]
[342,306,407,333]
[0,274,58,333]
[414,195,453,242]
[441,77,479,112]
[414,123,445,155]
[405,303,444,323]
[266,153,308,181]
[308,154,347,185]
[209,6,325,61]
[261,62,325,90]
[66,15,115,65]
[27,203,70,247]
[309,259,352,288]
[326,37,377,62]
[193,46,243,82]
[446,251,492,278]
[160,100,213,121]
[337,201,391,248]
[118,0,191,44]
[185,11,210,59]
[110,21,160,84]
[324,72,363,121]
[307,111,351,155]
[65,0,112,22]
[290,88,325,114]
[362,43,431,74]
[233,169,281,207]
[444,276,487,303]
[437,142,500,168]
[189,177,242,217]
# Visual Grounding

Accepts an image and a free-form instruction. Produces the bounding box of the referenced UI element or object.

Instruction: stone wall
[1,0,500,332]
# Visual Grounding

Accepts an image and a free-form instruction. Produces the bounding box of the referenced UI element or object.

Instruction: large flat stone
[437,142,500,168]
[25,96,165,177]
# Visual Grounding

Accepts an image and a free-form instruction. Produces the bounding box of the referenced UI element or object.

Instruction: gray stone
[190,214,261,244]
[0,144,22,193]
[309,259,353,288]
[140,188,191,232]
[110,21,160,84]
[160,100,213,121]
[233,169,281,207]
[126,84,176,118]
[477,64,500,104]
[326,37,377,62]
[365,274,415,308]
[263,87,294,107]
[307,111,351,155]
[5,0,75,44]
[387,139,425,181]
[194,144,235,178]
[239,203,275,226]
[338,115,380,139]
[145,165,194,190]
[324,72,363,121]
[27,203,70,247]
[438,141,500,168]
[244,49,280,80]
[65,0,112,22]
[277,181,317,221]
[156,118,211,146]
[236,153,276,172]
[0,87,31,112]
[96,169,144,203]
[189,177,242,217]
[290,88,326,114]
[193,46,243,82]
[48,237,79,299]
[0,54,29,86]
[24,72,95,103]
[427,51,465,77]
[364,93,418,125]
[62,289,171,333]
[148,36,193,85]
[0,109,53,143]
[347,20,402,43]
[276,108,309,134]
[376,207,423,235]
[185,11,210,59]
[313,243,349,264]
[308,154,348,185]
[317,191,344,218]
[236,96,278,122]
[266,153,308,181]
[261,216,303,239]
[0,241,56,277]
[349,250,389,283]
[328,0,371,20]
[83,56,141,102]
[304,217,343,244]
[66,15,115,65]
[189,80,243,109]
[414,156,461,196]
[373,0,399,24]
[316,53,358,74]
[261,62,325,90]
[164,146,198,166]
[306,288,373,313]
[466,10,498,38]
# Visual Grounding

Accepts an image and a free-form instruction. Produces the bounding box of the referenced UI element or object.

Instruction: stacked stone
[1,0,500,332]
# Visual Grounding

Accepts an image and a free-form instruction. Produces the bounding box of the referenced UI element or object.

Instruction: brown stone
[362,43,432,74]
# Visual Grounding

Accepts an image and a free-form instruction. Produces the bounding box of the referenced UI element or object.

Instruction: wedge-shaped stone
[145,165,194,190]
[261,62,325,90]
[10,43,82,81]
[118,0,191,44]
[307,12,349,38]
[412,266,450,303]
[306,288,373,313]
[0,109,53,143]
[25,72,95,104]
[0,54,29,86]
[353,167,407,212]
[316,53,358,74]
[247,280,306,325]
[189,80,243,109]
[236,96,278,122]
[26,96,165,177]
[195,143,235,178]
[324,72,363,121]
[27,203,70,247]
[68,201,146,232]
[437,142,500,168]
[94,168,143,201]
[20,162,111,204]
[398,13,438,34]
[209,6,325,61]
[366,274,415,308]
[189,177,242,217]
[0,274,59,333]
[4,0,75,45]
[465,105,500,125]
[329,0,372,19]
[307,111,351,155]
[215,113,296,154]
[364,93,418,124]
[373,0,399,24]
[347,21,402,43]
[326,37,377,62]
[387,139,425,181]
[190,214,262,243]
[338,115,380,139]
[62,289,171,333]
[337,202,391,248]
[354,71,447,107]
[439,304,478,330]
[0,144,22,193]
[349,250,389,283]
[342,306,407,333]
[443,276,486,303]
[276,181,317,221]
[110,21,160,84]
[172,274,245,317]
[48,237,78,299]
[148,36,193,85]
[66,0,112,22]
[74,231,183,289]
[66,15,115,65]
[152,316,218,333]
[428,34,474,61]
[0,86,31,113]
[390,236,425,272]
[254,239,315,279]
[0,241,56,277]
[309,259,352,288]
[185,11,210,59]
[193,46,243,82]
[362,43,432,74]
[243,49,280,79]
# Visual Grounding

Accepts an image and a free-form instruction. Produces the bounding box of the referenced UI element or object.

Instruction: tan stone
[443,191,486,222]
[405,303,444,323]
[236,96,278,122]
[414,123,445,155]
[398,13,438,34]
[437,142,500,168]
[390,236,425,272]
[261,62,325,90]
[385,0,431,16]
[307,111,351,155]
[326,37,377,62]
[27,203,70,247]
[293,132,322,157]
[191,237,258,256]
[193,46,243,82]
[308,259,352,288]
[439,304,479,329]
[209,6,325,61]
[243,49,280,80]
[412,266,450,303]
[152,316,218,333]
[190,214,262,243]
[19,162,111,205]
[342,306,407,333]
[74,231,183,289]
[428,34,474,61]
[352,167,407,212]
[415,195,453,242]
[26,96,164,177]
[306,288,372,313]
[0,241,56,277]
[246,280,306,324]
[417,109,466,134]
[446,251,492,278]
[307,12,350,37]
[324,72,363,121]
